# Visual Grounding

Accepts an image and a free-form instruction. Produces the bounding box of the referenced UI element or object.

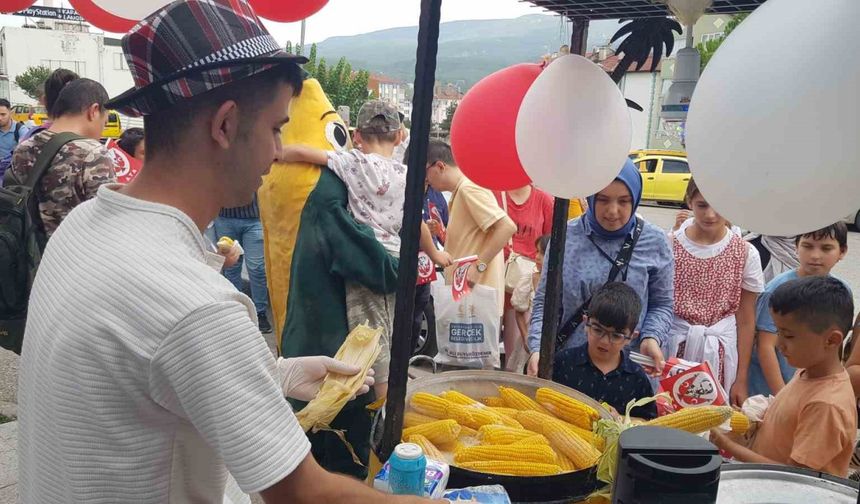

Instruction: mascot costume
[259,78,398,478]
[258,78,349,344]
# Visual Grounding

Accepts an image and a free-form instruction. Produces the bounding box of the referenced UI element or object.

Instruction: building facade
[431,82,462,126]
[0,25,141,127]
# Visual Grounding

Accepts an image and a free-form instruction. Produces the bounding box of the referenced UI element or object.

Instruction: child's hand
[673,210,692,231]
[709,429,733,451]
[431,250,453,268]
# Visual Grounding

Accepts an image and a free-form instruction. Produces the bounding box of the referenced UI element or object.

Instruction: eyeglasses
[585,321,632,344]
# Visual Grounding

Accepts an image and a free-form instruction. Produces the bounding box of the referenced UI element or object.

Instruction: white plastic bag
[433,282,500,369]
[742,394,774,423]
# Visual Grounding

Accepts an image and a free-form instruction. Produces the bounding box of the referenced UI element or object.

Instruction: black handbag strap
[554,217,644,352]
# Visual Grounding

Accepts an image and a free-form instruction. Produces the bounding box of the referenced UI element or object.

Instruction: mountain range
[314,14,618,89]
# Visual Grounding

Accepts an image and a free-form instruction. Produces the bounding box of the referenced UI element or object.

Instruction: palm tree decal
[610,17,683,84]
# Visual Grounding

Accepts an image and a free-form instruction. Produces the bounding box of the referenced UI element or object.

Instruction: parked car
[101,110,122,139]
[629,149,691,205]
[11,104,48,126]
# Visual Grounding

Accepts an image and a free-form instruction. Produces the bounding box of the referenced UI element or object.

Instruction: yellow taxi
[628,149,691,205]
[11,104,48,126]
[101,110,122,139]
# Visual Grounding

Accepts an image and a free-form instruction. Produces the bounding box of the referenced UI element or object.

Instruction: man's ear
[87,103,101,122]
[211,100,240,150]
[630,330,640,341]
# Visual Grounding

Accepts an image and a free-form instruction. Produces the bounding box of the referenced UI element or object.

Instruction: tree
[440,102,458,132]
[303,44,371,125]
[697,14,749,71]
[14,65,51,101]
[610,18,682,83]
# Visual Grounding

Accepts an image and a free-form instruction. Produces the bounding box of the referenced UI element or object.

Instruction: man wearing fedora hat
[16,1,433,503]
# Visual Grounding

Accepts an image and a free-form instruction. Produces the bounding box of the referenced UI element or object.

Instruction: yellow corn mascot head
[258,79,350,345]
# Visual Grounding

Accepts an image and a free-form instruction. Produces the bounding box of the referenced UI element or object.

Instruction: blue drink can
[389,443,427,496]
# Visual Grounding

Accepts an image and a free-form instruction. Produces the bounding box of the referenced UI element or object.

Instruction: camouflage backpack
[0,132,82,354]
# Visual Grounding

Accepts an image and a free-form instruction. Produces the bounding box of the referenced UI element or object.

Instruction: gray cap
[356,100,401,133]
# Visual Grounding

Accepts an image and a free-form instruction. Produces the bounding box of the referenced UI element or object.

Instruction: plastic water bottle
[388,443,427,496]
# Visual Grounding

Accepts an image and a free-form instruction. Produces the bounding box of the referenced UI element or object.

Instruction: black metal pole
[380,0,443,462]
[537,17,590,380]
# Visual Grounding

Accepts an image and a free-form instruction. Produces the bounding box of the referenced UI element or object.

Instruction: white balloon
[515,54,631,199]
[92,0,172,20]
[686,0,860,236]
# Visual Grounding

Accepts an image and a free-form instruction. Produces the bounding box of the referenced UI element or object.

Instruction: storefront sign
[13,6,86,23]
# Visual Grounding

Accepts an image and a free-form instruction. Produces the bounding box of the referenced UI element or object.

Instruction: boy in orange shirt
[711,276,857,477]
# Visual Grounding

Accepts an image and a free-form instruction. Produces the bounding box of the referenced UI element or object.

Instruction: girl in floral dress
[668,179,764,406]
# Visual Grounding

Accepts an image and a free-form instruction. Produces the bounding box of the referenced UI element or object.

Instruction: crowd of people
[2,0,859,502]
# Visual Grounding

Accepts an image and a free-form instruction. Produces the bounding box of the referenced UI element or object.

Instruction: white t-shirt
[327,149,406,255]
[673,227,765,293]
[17,185,310,503]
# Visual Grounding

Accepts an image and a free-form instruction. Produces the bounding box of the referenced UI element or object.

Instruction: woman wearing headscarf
[526,160,675,378]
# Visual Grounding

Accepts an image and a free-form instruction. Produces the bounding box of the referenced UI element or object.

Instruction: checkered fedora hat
[106,0,307,117]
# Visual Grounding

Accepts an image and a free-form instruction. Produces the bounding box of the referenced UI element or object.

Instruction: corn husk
[591,393,669,501]
[295,323,381,432]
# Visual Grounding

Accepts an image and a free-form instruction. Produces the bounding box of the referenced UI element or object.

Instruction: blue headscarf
[585,159,643,239]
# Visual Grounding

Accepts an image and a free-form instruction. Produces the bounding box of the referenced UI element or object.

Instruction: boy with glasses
[552,282,657,419]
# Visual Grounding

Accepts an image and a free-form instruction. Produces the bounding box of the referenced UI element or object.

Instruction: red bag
[658,357,728,415]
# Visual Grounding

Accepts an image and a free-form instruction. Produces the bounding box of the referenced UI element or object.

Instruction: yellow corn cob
[488,407,521,418]
[493,412,524,429]
[511,434,550,446]
[455,444,557,464]
[295,324,381,431]
[645,406,734,434]
[446,404,511,430]
[544,421,601,470]
[459,425,479,438]
[730,411,751,435]
[535,387,600,430]
[402,419,461,445]
[404,411,438,428]
[458,461,562,476]
[440,390,480,406]
[569,423,605,451]
[499,386,550,413]
[406,434,445,462]
[479,425,539,445]
[438,438,465,453]
[516,410,604,451]
[556,453,577,472]
[409,392,453,419]
[482,396,506,407]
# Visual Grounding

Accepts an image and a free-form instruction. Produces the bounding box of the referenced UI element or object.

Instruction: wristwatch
[475,261,488,273]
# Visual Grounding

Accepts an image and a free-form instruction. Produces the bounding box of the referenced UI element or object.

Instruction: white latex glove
[276,356,375,402]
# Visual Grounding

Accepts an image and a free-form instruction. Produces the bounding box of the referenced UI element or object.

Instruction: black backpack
[0,132,83,354]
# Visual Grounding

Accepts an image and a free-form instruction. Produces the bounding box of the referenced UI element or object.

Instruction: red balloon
[450,63,542,191]
[69,0,137,33]
[249,0,328,22]
[0,0,36,14]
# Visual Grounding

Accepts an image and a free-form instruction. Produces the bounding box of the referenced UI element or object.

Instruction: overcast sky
[0,0,551,43]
